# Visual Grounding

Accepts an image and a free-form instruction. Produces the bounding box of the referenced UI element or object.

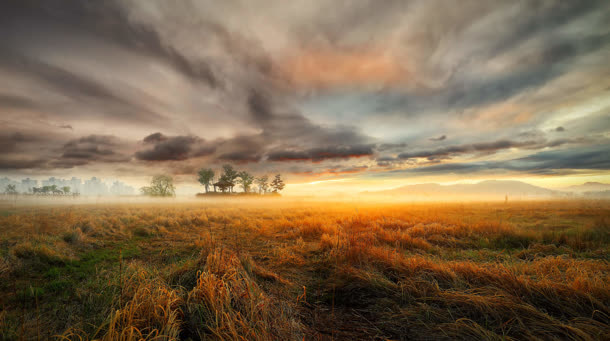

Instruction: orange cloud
[277,48,408,88]
[467,102,534,129]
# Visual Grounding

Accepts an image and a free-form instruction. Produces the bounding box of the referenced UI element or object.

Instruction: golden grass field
[0,199,608,340]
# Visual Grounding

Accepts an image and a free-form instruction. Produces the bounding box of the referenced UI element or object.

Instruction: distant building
[20,178,38,193]
[110,180,135,195]
[0,176,137,196]
[68,177,82,194]
[213,179,234,193]
[0,177,19,193]
[84,177,108,196]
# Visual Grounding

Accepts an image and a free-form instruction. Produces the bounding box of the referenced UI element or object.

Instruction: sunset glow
[1,2,609,339]
[0,1,608,196]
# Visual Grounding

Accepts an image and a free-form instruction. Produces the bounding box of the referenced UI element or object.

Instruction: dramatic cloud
[0,132,36,153]
[54,135,131,168]
[267,144,375,162]
[61,135,127,160]
[135,133,215,161]
[0,158,48,170]
[397,137,594,161]
[387,145,610,176]
[0,0,608,187]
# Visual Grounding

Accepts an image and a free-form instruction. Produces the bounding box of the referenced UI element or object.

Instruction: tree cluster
[198,164,285,194]
[3,184,77,197]
[31,185,73,195]
[139,165,285,197]
[140,175,176,197]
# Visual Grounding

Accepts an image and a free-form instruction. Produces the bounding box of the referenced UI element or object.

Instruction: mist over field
[1,1,609,340]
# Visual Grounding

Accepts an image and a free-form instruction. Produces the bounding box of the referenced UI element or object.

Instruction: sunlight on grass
[0,200,608,340]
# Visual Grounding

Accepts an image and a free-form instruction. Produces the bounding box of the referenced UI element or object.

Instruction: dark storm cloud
[214,86,376,165]
[65,135,120,147]
[217,151,263,163]
[0,130,64,170]
[60,135,130,163]
[136,134,198,161]
[212,134,266,164]
[134,125,373,166]
[0,159,48,170]
[391,144,610,176]
[397,137,593,161]
[485,1,606,59]
[398,140,535,160]
[0,1,218,87]
[554,126,565,132]
[143,133,168,144]
[0,132,131,170]
[135,133,216,161]
[515,145,610,171]
[243,87,373,150]
[0,0,608,180]
[247,88,274,124]
[267,144,374,162]
[0,132,37,153]
[0,51,162,122]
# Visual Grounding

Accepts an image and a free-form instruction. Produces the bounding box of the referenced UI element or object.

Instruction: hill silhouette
[363,180,558,198]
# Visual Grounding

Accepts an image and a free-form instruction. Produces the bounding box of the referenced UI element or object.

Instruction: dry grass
[0,200,608,340]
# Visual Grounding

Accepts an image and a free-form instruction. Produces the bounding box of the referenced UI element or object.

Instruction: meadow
[0,199,608,340]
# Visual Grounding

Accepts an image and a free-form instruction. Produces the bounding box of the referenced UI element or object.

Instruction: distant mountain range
[559,182,610,193]
[363,180,610,199]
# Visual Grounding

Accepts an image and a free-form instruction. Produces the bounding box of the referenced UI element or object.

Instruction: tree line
[140,164,285,197]
[3,184,77,196]
[197,164,284,194]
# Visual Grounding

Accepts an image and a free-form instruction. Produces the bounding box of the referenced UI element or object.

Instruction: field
[0,199,608,340]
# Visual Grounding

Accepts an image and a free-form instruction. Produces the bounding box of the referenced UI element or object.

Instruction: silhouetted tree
[62,186,71,195]
[271,174,285,193]
[221,164,238,193]
[237,171,254,193]
[140,175,176,197]
[198,168,215,193]
[4,184,17,195]
[256,175,269,194]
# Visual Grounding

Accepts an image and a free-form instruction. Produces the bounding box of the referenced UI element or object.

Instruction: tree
[237,171,254,193]
[271,174,285,193]
[140,175,176,197]
[255,175,269,194]
[4,184,17,195]
[197,168,215,193]
[62,186,71,195]
[221,164,238,193]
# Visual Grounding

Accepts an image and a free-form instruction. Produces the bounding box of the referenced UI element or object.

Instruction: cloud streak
[0,0,608,184]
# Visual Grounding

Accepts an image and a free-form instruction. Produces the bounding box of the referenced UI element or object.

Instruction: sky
[1,0,609,195]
